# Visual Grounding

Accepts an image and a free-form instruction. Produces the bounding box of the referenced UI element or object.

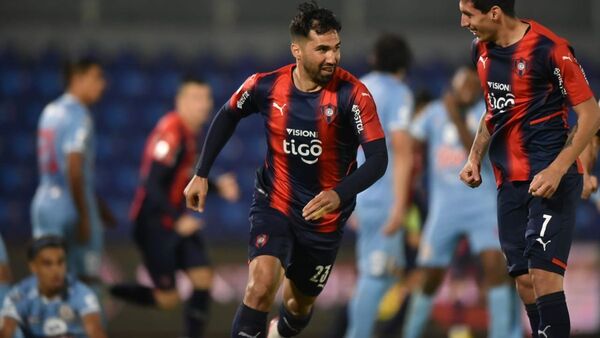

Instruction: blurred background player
[0,235,11,314]
[109,78,240,338]
[30,58,114,286]
[459,1,600,337]
[345,33,414,338]
[184,2,388,337]
[0,236,106,338]
[403,67,521,338]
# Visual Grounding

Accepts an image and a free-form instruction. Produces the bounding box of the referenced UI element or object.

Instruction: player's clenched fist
[302,190,341,221]
[459,159,482,188]
[184,175,209,212]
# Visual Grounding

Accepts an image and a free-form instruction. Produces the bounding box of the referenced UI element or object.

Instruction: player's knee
[514,273,536,304]
[154,289,180,310]
[530,268,563,297]
[187,267,213,290]
[244,280,278,309]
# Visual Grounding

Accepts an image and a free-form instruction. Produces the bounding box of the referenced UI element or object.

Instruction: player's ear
[291,42,302,62]
[490,6,500,21]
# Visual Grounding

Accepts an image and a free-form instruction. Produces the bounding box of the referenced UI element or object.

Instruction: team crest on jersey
[320,104,338,124]
[513,58,528,77]
[255,234,269,248]
[59,304,75,321]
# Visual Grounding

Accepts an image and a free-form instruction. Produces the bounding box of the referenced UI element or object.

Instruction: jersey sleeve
[73,284,101,317]
[62,109,90,154]
[550,43,594,107]
[409,104,432,142]
[227,74,260,117]
[150,127,182,167]
[348,84,385,144]
[1,288,24,323]
[387,87,414,132]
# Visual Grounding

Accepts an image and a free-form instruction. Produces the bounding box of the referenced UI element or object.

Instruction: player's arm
[67,152,90,243]
[530,45,600,198]
[460,108,491,188]
[96,196,116,228]
[82,313,108,338]
[445,92,474,152]
[185,74,259,212]
[0,317,17,338]
[580,133,599,199]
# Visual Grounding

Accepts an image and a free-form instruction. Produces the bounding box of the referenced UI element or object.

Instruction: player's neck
[494,18,530,48]
[38,284,62,299]
[67,89,90,106]
[293,65,323,93]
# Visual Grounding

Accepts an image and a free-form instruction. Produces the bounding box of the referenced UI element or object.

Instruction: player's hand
[175,214,202,237]
[459,159,482,188]
[529,165,564,198]
[581,173,598,199]
[302,190,341,221]
[216,173,240,203]
[76,217,91,244]
[184,175,209,212]
[382,205,406,236]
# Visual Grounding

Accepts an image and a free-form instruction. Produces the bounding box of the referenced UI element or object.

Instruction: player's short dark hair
[289,1,342,39]
[63,57,102,87]
[372,33,412,73]
[27,236,66,261]
[177,76,210,95]
[470,0,516,17]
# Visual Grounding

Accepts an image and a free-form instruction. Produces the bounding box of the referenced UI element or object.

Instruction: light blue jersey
[1,276,101,338]
[346,72,413,338]
[410,99,499,266]
[31,93,102,277]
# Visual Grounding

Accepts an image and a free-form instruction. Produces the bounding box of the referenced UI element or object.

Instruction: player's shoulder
[68,277,94,297]
[527,20,569,48]
[8,276,37,304]
[155,112,182,132]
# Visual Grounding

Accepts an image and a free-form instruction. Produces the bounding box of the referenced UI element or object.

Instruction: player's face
[77,65,106,105]
[298,29,341,85]
[452,68,482,106]
[30,248,66,293]
[459,0,497,42]
[176,83,213,131]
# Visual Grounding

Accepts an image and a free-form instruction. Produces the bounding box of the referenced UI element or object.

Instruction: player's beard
[305,61,336,87]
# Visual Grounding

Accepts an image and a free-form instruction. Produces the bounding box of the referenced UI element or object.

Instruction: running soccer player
[345,33,414,338]
[0,236,106,338]
[183,2,388,337]
[31,59,112,285]
[110,78,239,338]
[402,67,520,338]
[458,1,600,337]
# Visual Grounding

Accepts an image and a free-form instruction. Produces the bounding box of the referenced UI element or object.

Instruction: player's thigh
[417,216,460,268]
[133,217,179,290]
[248,207,294,272]
[355,210,405,278]
[285,228,343,297]
[30,192,76,238]
[526,174,582,276]
[497,181,529,277]
[179,230,213,289]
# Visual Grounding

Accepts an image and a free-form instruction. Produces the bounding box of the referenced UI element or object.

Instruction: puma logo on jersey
[479,56,488,69]
[238,331,261,338]
[536,238,552,251]
[360,92,371,97]
[538,325,551,338]
[562,56,573,62]
[273,102,286,115]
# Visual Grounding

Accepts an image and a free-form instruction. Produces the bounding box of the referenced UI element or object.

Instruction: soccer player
[0,236,11,309]
[31,59,112,285]
[402,67,520,338]
[345,33,414,338]
[0,236,106,338]
[110,78,239,338]
[458,1,600,337]
[183,2,388,337]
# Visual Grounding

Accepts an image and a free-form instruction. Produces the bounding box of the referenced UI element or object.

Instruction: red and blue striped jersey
[228,64,385,232]
[472,20,594,186]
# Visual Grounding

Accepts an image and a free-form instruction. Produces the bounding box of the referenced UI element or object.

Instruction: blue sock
[402,291,434,338]
[276,303,313,337]
[231,303,268,338]
[0,283,9,305]
[346,275,393,338]
[536,291,570,338]
[525,303,540,338]
[487,284,512,338]
[184,289,211,338]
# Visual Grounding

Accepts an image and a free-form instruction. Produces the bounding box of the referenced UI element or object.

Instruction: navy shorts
[497,174,582,277]
[248,192,345,297]
[133,214,211,290]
